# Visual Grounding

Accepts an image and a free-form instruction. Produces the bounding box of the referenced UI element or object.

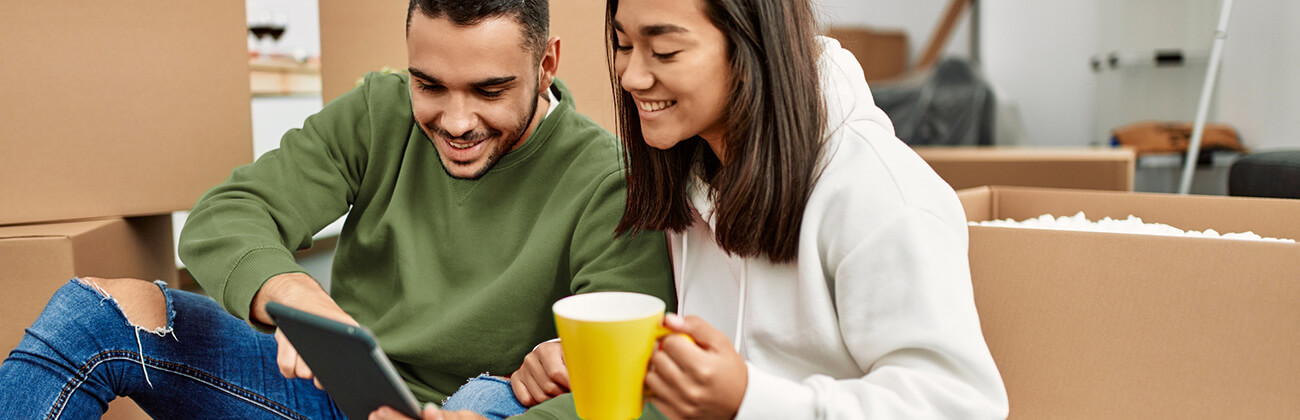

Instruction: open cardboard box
[917,147,1136,192]
[959,186,1300,419]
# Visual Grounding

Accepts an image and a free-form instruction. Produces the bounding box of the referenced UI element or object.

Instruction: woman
[380,0,1009,418]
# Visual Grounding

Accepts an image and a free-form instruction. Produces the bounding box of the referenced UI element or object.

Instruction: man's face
[407,14,547,180]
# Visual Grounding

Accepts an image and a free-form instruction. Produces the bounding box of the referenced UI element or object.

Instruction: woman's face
[613,0,731,155]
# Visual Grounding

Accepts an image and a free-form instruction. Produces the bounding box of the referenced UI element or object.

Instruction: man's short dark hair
[406,0,549,60]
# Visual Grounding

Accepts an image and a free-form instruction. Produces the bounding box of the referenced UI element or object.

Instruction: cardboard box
[916,147,1136,192]
[959,186,1300,419]
[320,1,618,130]
[825,26,909,82]
[1,216,175,419]
[0,3,253,226]
[549,0,617,131]
[319,0,408,104]
[0,216,176,352]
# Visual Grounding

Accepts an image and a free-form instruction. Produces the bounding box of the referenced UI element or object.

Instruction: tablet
[266,302,422,419]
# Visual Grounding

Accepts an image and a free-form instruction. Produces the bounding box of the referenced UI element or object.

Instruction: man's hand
[509,340,570,406]
[645,314,748,420]
[369,405,488,420]
[252,272,359,388]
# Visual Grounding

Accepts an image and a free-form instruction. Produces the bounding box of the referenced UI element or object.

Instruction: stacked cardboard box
[960,186,1300,418]
[915,147,1136,192]
[825,26,909,83]
[0,3,252,418]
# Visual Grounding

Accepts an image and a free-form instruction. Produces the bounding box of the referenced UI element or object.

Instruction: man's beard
[431,82,542,180]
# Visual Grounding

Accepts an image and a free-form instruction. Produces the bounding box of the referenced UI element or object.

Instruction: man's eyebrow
[472,76,517,88]
[408,68,439,84]
[611,20,689,37]
[408,68,514,88]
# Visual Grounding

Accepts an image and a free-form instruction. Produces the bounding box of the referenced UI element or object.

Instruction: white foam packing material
[970,212,1296,244]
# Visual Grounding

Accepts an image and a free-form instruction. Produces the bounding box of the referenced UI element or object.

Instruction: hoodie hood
[816,36,896,139]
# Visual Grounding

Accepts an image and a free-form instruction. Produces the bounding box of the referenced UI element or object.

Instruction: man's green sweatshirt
[179,73,675,403]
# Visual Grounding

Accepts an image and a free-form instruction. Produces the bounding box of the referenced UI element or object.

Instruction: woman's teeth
[639,100,677,112]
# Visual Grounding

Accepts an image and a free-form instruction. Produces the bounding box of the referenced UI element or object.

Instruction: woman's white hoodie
[670,37,1009,420]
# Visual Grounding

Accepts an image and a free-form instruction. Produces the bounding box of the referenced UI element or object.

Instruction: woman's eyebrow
[612,20,689,37]
[641,24,688,37]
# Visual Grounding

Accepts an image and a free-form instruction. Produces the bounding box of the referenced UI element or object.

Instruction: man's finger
[420,405,445,420]
[368,406,398,420]
[295,354,314,380]
[275,331,297,378]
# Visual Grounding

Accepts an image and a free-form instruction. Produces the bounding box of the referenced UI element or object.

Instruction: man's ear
[538,35,561,92]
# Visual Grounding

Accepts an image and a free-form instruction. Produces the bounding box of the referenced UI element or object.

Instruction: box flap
[0,219,121,240]
[955,186,993,222]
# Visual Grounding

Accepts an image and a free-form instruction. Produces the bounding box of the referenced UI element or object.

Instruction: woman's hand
[368,406,488,420]
[646,314,748,420]
[509,340,570,406]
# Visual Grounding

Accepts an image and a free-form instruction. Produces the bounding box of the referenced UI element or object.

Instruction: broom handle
[1178,0,1235,195]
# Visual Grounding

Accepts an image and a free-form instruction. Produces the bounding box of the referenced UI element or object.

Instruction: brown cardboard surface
[550,0,617,131]
[0,216,176,353]
[319,0,409,104]
[960,186,1300,419]
[826,26,909,82]
[0,3,253,226]
[320,1,618,131]
[916,147,1136,192]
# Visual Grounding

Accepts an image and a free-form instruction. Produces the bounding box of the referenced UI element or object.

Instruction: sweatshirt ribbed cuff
[224,247,308,326]
[735,363,816,420]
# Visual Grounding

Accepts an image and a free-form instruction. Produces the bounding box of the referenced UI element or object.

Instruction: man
[0,1,673,418]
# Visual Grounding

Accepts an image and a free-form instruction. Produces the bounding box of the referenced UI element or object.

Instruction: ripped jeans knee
[73,277,179,387]
[442,374,527,420]
[1,278,344,419]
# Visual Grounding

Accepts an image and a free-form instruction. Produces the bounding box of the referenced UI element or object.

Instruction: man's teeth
[449,140,481,150]
[639,100,676,112]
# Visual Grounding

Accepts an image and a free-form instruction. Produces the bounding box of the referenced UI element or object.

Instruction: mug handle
[653,323,695,344]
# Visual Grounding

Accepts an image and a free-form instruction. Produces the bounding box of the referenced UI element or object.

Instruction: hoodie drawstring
[735,260,747,354]
[678,225,747,355]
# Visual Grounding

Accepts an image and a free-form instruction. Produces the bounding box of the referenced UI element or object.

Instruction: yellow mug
[554,292,671,420]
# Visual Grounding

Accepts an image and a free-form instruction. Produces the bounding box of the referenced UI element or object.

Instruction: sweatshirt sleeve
[734,209,1009,420]
[178,78,375,322]
[566,169,677,312]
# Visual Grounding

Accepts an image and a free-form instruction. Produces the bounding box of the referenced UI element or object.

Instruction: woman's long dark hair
[610,0,825,263]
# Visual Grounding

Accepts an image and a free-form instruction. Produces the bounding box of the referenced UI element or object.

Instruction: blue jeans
[442,374,527,420]
[0,279,347,419]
